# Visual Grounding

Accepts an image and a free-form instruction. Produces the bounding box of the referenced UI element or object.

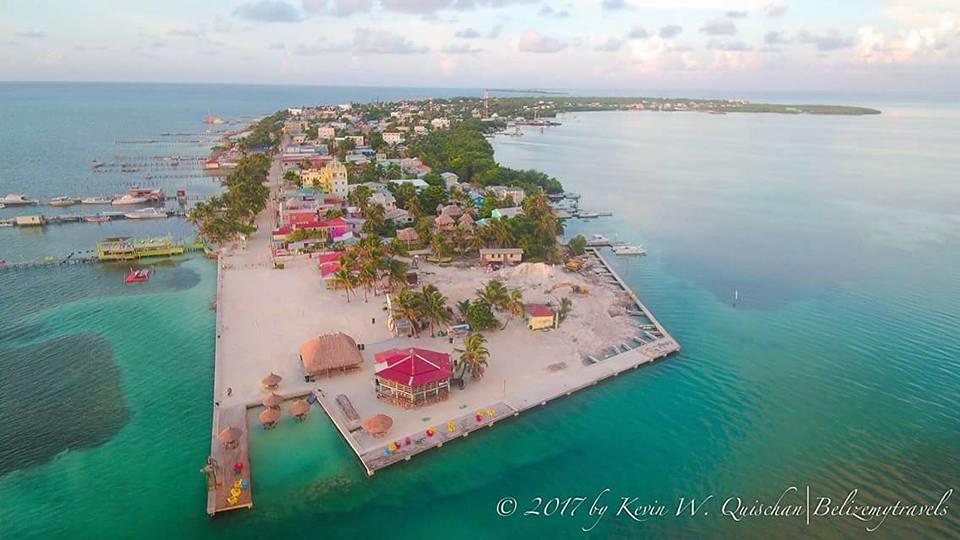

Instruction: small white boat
[0,218,14,227]
[577,211,600,219]
[84,214,110,223]
[0,203,5,209]
[82,197,113,205]
[124,208,167,219]
[1,194,39,206]
[612,245,646,256]
[50,196,80,207]
[112,194,149,206]
[586,234,610,246]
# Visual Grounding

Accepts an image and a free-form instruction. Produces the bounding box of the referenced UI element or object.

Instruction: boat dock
[312,247,680,477]
[0,210,187,228]
[0,239,204,272]
[205,404,253,515]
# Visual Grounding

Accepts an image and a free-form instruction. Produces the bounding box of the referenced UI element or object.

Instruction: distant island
[474,95,882,118]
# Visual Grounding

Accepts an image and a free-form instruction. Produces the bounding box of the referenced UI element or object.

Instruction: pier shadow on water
[0,333,130,477]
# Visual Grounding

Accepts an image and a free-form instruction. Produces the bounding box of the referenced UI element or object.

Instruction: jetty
[310,247,680,476]
[0,237,204,272]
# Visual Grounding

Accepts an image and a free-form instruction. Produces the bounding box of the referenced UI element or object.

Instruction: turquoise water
[1,85,958,539]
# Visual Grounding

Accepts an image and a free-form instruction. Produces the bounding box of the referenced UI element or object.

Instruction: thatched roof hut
[362,414,393,437]
[262,393,284,409]
[300,332,363,379]
[259,407,281,426]
[218,426,243,448]
[434,213,455,230]
[261,372,282,389]
[290,399,310,418]
[396,227,419,244]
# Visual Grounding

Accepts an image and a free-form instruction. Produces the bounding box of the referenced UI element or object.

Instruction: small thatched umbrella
[261,372,282,390]
[262,393,284,409]
[259,407,281,428]
[362,414,393,438]
[218,426,243,449]
[290,399,310,420]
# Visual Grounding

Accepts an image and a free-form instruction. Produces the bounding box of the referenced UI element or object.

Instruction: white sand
[214,160,645,456]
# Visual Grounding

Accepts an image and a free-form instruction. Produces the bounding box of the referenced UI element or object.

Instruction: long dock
[313,247,680,476]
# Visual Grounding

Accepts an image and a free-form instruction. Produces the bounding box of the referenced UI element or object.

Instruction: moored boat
[111,194,149,206]
[50,196,80,207]
[84,214,111,223]
[124,208,167,219]
[81,197,113,205]
[125,269,150,284]
[586,234,611,246]
[611,245,646,256]
[577,211,600,219]
[1,194,39,206]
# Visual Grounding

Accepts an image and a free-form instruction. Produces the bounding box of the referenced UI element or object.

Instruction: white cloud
[517,30,567,53]
[700,17,736,35]
[234,0,303,22]
[596,37,624,52]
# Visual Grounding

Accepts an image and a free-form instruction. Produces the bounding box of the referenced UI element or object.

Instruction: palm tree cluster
[389,284,454,337]
[330,236,410,303]
[189,153,272,244]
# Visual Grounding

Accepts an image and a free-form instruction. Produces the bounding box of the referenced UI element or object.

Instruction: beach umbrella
[259,407,281,426]
[290,399,310,418]
[362,414,393,437]
[262,393,284,409]
[218,426,243,448]
[261,372,282,389]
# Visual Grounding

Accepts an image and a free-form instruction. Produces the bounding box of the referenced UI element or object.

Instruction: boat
[586,234,611,247]
[125,269,150,284]
[1,194,39,206]
[577,211,600,219]
[128,188,165,202]
[564,192,581,200]
[612,245,647,256]
[0,219,14,227]
[124,208,167,220]
[49,196,80,207]
[81,197,113,205]
[84,215,111,224]
[0,203,4,209]
[111,194,149,206]
[91,160,105,169]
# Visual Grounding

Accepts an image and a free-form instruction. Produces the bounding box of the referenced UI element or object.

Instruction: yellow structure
[525,304,557,330]
[97,236,185,261]
[300,161,348,199]
[546,282,590,295]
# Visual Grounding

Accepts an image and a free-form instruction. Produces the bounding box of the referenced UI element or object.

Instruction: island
[193,93,878,515]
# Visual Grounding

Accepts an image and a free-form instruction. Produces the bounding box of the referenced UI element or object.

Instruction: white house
[440,172,459,190]
[382,132,404,145]
[317,126,336,140]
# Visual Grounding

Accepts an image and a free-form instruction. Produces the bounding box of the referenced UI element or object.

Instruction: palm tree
[452,226,467,255]
[420,285,452,337]
[456,299,472,321]
[392,289,422,337]
[431,234,448,258]
[332,267,356,303]
[456,333,490,380]
[383,257,409,292]
[476,279,509,311]
[501,288,524,329]
[358,260,379,302]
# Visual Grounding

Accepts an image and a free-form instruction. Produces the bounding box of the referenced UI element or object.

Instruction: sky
[1,0,958,94]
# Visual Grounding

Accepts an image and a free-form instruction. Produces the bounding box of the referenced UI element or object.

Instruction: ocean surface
[0,83,958,539]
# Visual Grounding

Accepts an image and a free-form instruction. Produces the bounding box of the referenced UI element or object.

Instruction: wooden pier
[205,405,253,515]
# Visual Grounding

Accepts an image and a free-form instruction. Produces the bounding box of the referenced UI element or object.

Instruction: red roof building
[374,348,452,409]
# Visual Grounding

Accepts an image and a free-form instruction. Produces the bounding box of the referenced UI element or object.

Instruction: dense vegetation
[410,121,563,194]
[189,153,271,243]
[239,110,289,150]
